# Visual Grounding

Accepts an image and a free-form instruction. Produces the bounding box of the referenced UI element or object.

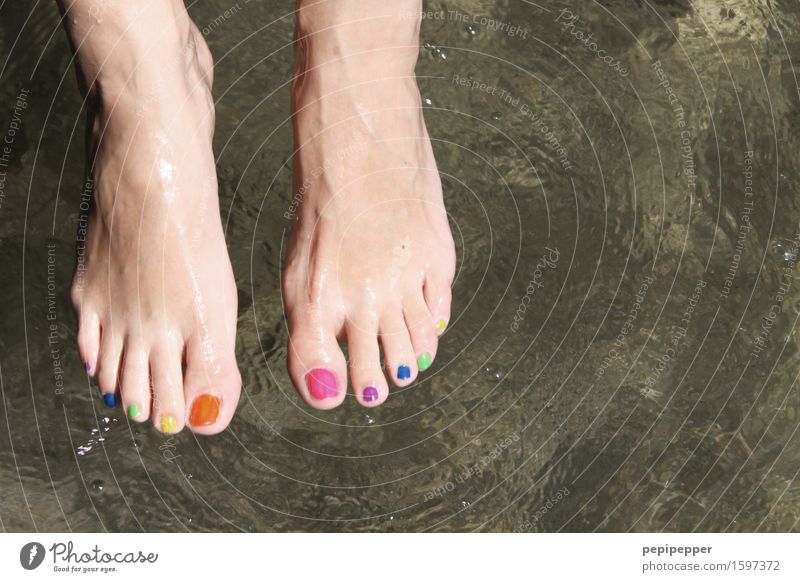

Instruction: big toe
[183,336,242,435]
[287,314,348,410]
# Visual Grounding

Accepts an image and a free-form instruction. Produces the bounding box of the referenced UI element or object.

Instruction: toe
[120,345,151,423]
[345,318,388,407]
[76,310,101,376]
[379,312,417,387]
[287,314,347,410]
[424,273,453,336]
[184,336,242,435]
[404,293,438,374]
[150,339,185,434]
[96,329,123,408]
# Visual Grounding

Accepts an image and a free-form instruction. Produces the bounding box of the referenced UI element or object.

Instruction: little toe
[120,345,151,423]
[345,319,388,407]
[404,293,438,374]
[380,312,417,387]
[183,337,242,435]
[150,341,185,434]
[424,273,453,336]
[287,317,348,410]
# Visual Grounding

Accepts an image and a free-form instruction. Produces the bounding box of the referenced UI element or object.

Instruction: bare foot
[282,1,456,408]
[63,1,241,434]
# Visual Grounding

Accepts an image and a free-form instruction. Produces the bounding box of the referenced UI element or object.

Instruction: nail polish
[417,352,432,371]
[102,393,116,408]
[127,403,140,420]
[84,362,92,373]
[190,394,221,426]
[397,365,411,380]
[363,386,379,402]
[160,416,177,433]
[306,368,339,400]
[436,319,447,334]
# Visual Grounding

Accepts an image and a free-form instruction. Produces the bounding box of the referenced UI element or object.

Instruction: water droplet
[364,414,375,425]
[466,25,478,36]
[129,438,141,449]
[91,480,105,494]
[491,112,502,121]
[423,97,433,106]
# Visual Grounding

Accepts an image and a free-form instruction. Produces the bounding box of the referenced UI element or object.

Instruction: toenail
[306,368,340,400]
[363,386,379,402]
[102,393,116,408]
[84,362,92,374]
[417,352,432,371]
[127,403,140,420]
[436,319,447,334]
[160,416,177,433]
[397,365,411,380]
[190,394,221,426]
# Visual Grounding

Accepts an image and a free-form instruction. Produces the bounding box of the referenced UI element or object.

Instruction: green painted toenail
[127,404,140,420]
[417,352,432,371]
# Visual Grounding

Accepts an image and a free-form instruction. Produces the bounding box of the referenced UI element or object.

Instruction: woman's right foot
[63,1,241,434]
[282,1,456,409]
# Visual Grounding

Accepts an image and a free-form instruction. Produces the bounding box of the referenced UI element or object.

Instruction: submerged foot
[67,3,241,434]
[282,2,456,408]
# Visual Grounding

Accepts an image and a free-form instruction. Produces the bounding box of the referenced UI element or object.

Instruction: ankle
[294,0,421,84]
[59,0,208,101]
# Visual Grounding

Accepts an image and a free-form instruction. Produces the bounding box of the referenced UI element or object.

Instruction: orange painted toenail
[190,394,221,427]
[160,416,177,433]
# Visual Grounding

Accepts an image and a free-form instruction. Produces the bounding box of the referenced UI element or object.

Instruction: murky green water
[1,0,799,532]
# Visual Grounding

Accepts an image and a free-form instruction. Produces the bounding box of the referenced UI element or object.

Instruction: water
[1,0,799,532]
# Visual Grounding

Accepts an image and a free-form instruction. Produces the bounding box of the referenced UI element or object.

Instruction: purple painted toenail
[363,386,379,402]
[306,368,339,400]
[84,362,91,373]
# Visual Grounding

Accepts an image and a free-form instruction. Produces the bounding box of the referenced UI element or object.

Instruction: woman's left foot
[282,2,456,408]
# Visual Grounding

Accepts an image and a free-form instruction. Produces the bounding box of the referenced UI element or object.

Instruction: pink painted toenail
[305,368,339,400]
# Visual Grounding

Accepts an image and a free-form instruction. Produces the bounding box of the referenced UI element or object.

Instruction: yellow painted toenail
[436,319,447,334]
[160,416,177,433]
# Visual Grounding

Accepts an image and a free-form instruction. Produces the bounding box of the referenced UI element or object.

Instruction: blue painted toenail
[102,393,116,408]
[397,365,411,380]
